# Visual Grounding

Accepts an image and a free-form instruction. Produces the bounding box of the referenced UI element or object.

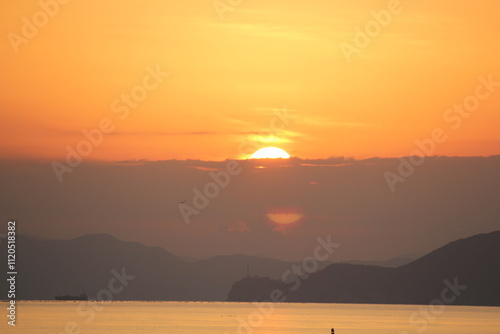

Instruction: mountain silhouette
[227,231,500,306]
[0,234,309,300]
[1,231,498,305]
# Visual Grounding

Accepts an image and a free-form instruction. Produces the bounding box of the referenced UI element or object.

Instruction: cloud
[55,130,268,137]
[209,22,323,42]
[227,220,250,233]
[301,115,374,128]
[1,156,499,262]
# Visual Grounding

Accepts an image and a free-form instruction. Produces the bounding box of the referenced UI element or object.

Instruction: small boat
[55,293,88,301]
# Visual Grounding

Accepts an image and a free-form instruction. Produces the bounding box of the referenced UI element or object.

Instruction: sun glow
[266,212,303,225]
[251,147,290,159]
[266,207,304,232]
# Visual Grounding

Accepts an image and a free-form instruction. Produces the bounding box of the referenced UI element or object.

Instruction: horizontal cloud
[1,155,499,262]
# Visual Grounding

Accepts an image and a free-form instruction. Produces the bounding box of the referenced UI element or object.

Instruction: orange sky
[1,0,499,161]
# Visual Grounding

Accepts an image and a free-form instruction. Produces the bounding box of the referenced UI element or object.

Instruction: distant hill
[190,253,336,299]
[0,234,308,301]
[5,234,196,300]
[227,231,500,306]
[336,256,416,268]
[1,231,498,305]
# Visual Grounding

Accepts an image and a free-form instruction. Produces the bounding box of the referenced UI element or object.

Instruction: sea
[1,301,499,333]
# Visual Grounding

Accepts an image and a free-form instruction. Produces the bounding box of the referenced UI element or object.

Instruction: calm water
[1,301,499,334]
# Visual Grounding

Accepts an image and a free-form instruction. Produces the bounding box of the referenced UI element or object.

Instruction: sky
[1,0,500,161]
[1,156,499,262]
[0,1,499,262]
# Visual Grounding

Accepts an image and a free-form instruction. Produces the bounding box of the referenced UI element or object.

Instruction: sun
[266,207,304,232]
[251,147,290,159]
